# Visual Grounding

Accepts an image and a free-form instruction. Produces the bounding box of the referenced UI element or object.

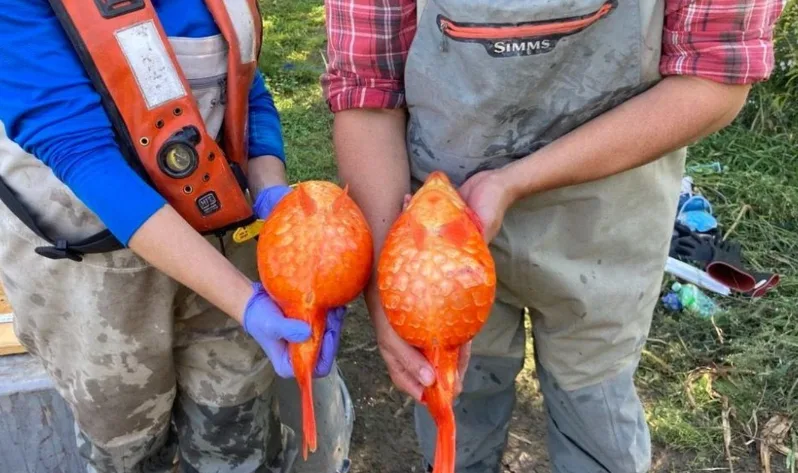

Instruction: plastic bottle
[660,292,683,312]
[687,162,724,174]
[671,282,719,318]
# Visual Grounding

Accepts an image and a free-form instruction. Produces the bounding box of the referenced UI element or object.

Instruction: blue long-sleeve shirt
[0,0,285,245]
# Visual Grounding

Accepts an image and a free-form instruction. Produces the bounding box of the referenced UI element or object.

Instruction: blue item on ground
[660,292,683,312]
[676,194,718,233]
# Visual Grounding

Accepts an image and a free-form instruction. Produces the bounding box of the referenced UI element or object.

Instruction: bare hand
[369,280,471,401]
[458,170,517,242]
[455,341,471,397]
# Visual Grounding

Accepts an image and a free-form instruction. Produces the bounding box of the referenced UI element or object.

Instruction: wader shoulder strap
[0,176,122,262]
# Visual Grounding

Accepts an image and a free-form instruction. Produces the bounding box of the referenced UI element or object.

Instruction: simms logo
[492,39,555,57]
[436,0,616,58]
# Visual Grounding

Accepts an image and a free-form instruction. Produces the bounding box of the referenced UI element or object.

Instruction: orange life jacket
[49,0,262,236]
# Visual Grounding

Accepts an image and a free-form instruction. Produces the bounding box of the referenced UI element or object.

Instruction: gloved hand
[316,306,346,377]
[253,184,293,220]
[705,238,758,293]
[670,223,715,264]
[243,282,310,378]
[242,283,348,378]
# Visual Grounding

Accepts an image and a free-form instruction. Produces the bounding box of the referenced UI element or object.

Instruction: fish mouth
[422,171,458,196]
[405,170,469,216]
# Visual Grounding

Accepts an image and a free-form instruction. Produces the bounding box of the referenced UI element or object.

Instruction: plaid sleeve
[661,0,786,84]
[321,0,417,112]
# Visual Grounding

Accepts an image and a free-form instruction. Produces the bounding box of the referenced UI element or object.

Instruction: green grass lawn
[259,0,798,470]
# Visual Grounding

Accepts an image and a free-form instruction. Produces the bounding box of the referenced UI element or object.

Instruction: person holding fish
[0,1,354,472]
[322,0,785,471]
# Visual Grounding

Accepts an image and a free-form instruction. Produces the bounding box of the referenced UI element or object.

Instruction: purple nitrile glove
[243,283,348,378]
[243,282,311,378]
[314,306,347,377]
[253,184,293,220]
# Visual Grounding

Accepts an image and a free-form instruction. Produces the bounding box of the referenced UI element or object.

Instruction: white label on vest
[115,21,187,110]
[225,0,257,64]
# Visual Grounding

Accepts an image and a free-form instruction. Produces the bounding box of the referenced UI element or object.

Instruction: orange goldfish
[257,181,373,459]
[377,171,496,473]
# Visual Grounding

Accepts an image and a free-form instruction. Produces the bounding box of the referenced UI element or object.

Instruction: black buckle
[94,0,145,19]
[34,239,83,262]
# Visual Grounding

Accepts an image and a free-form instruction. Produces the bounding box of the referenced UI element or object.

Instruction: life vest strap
[0,175,123,261]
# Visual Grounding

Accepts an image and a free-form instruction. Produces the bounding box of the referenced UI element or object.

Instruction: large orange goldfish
[377,171,496,473]
[257,181,373,459]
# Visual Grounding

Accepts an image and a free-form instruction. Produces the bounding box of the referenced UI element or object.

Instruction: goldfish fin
[439,213,475,247]
[408,216,427,249]
[332,184,349,213]
[464,207,485,236]
[296,184,317,216]
[292,345,317,460]
[422,346,458,473]
[303,292,315,306]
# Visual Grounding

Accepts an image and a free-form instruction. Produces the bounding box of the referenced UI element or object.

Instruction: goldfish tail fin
[296,184,317,216]
[298,367,317,459]
[421,347,459,473]
[433,409,456,473]
[290,342,317,460]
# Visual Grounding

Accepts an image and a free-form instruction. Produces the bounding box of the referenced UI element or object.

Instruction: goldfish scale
[382,292,401,310]
[400,247,418,259]
[472,287,494,307]
[409,279,427,298]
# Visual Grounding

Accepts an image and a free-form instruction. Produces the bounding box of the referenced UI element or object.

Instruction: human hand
[253,184,293,220]
[243,283,346,378]
[368,288,470,401]
[314,306,347,377]
[458,170,517,242]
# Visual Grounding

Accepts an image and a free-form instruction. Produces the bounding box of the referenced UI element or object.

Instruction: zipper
[187,73,227,104]
[438,2,614,40]
[440,22,449,52]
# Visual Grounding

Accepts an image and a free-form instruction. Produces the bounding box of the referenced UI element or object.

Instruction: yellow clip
[233,219,265,244]
[234,184,298,244]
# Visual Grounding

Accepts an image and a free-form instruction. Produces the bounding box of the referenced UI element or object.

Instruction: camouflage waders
[0,26,352,473]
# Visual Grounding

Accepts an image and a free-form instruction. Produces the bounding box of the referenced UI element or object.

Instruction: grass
[258,0,336,183]
[639,124,798,468]
[258,0,798,469]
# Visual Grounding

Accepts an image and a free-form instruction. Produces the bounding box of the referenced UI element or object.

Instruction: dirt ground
[337,298,779,473]
[0,280,776,472]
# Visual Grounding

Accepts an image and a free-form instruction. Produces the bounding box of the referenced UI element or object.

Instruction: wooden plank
[0,320,25,356]
[0,280,24,356]
[0,281,12,314]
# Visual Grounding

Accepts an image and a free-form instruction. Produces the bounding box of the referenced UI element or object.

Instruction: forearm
[332,109,410,314]
[501,76,751,198]
[248,155,288,198]
[128,205,253,323]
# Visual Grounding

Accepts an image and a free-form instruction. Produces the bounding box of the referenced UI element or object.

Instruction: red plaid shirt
[322,0,786,112]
